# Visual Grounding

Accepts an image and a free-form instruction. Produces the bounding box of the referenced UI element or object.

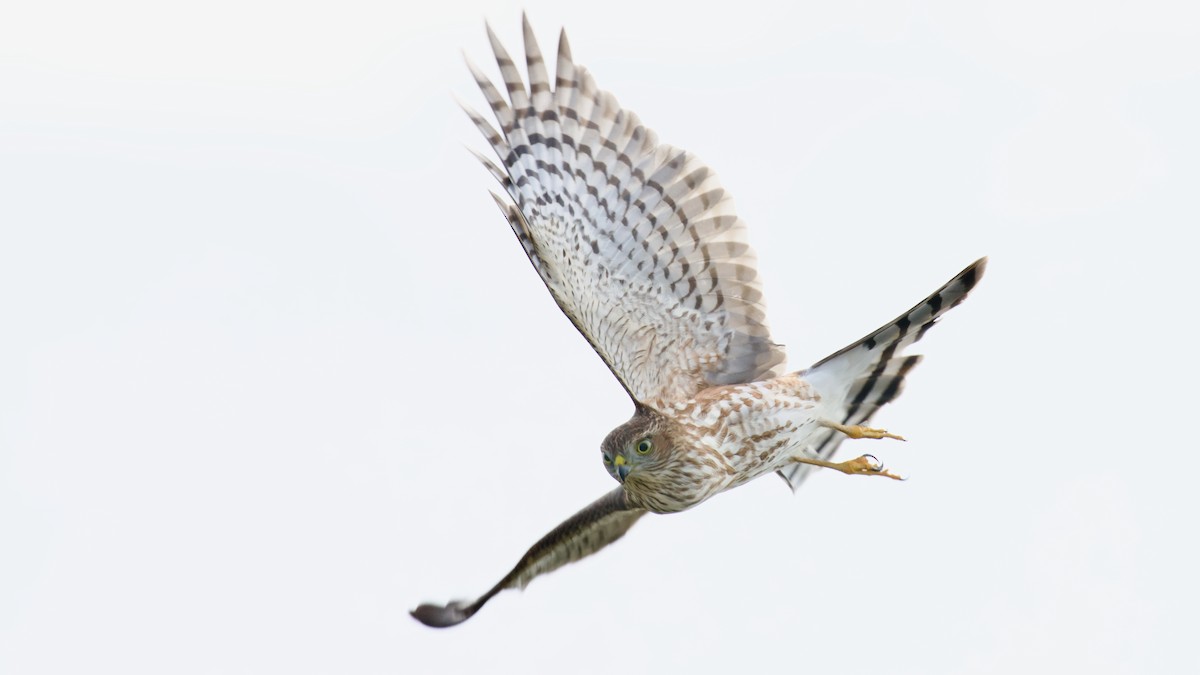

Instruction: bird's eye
[602,454,612,464]
[635,438,653,455]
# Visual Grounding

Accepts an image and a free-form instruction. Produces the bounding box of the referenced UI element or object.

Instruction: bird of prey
[411,16,985,628]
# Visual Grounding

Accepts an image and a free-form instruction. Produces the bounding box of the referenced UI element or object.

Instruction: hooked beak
[614,455,630,482]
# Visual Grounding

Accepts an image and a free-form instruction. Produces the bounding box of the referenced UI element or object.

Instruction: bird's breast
[671,377,823,488]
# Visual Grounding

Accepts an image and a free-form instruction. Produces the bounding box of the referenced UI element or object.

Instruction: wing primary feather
[466,147,511,192]
[411,488,645,628]
[486,21,529,115]
[522,13,552,108]
[462,55,513,137]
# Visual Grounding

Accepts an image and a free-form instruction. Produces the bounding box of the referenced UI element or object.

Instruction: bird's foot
[790,453,906,481]
[821,421,906,441]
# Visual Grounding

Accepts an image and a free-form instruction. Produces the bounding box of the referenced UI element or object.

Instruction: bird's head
[600,406,676,488]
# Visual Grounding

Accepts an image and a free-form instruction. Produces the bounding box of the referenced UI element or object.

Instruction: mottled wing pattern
[778,258,987,490]
[463,16,785,407]
[411,488,645,627]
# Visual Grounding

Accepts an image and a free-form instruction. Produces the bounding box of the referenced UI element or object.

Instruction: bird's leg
[789,453,906,481]
[820,420,906,441]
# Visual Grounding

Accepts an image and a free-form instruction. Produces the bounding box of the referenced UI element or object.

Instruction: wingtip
[460,47,479,73]
[522,12,542,57]
[483,19,503,58]
[410,600,476,628]
[557,27,573,66]
[462,52,486,83]
[484,19,503,52]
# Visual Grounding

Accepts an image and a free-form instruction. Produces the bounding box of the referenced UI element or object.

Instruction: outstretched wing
[463,16,785,408]
[411,488,645,628]
[778,258,987,490]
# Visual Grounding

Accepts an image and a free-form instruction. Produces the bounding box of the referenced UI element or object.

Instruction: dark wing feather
[411,488,645,628]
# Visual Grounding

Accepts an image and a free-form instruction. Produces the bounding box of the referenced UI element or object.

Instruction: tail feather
[778,257,987,491]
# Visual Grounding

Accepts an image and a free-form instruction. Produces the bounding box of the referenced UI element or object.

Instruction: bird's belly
[718,414,822,488]
[663,376,825,503]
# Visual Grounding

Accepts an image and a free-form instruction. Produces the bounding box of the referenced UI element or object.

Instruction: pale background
[2,1,1197,673]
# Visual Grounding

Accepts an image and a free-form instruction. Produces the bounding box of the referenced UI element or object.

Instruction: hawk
[411,16,985,627]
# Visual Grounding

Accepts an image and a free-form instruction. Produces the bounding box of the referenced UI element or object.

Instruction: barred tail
[777,257,987,491]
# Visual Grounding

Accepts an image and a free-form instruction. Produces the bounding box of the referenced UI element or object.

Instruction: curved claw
[843,454,906,481]
[410,600,479,628]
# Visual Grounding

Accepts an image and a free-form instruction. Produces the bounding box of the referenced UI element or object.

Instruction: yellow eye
[635,438,653,455]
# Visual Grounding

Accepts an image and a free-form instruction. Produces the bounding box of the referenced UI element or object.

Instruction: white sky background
[2,0,1197,673]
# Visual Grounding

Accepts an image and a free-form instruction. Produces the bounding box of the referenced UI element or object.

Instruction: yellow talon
[789,453,906,481]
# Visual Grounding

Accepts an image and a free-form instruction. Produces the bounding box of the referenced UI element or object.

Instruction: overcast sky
[2,1,1198,673]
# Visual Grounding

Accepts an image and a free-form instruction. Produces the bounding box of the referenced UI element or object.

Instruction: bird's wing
[411,487,645,628]
[463,16,785,409]
[777,258,986,490]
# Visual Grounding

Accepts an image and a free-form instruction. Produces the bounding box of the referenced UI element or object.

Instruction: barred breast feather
[462,16,785,408]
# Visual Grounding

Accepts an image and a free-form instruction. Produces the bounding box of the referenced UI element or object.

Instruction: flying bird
[411,16,985,628]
